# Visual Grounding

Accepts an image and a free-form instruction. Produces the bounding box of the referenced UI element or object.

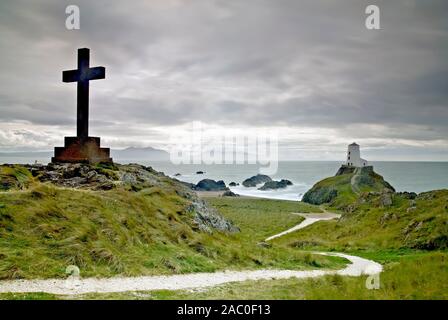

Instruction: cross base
[52,136,112,164]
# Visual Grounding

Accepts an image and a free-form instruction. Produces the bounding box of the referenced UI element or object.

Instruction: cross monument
[52,48,112,163]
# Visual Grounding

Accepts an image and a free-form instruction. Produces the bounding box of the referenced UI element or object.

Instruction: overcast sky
[0,0,447,160]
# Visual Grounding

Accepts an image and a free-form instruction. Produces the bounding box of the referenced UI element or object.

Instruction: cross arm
[62,69,79,82]
[62,66,106,82]
[85,66,106,81]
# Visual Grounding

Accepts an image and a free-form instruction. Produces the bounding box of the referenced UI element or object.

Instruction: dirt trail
[0,210,381,295]
[265,212,340,241]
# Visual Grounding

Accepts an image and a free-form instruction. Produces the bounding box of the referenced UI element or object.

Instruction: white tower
[346,142,368,167]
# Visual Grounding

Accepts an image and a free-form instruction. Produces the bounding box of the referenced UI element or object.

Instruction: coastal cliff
[302,165,395,207]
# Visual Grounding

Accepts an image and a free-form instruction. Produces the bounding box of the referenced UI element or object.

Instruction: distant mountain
[111,147,170,161]
[0,147,170,162]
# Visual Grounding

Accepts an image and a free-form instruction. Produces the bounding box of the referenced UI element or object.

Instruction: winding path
[0,212,382,295]
[265,212,340,241]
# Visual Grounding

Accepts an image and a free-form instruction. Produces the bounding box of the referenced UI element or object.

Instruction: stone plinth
[52,136,112,164]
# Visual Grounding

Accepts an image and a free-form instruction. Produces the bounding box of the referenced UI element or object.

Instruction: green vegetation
[302,166,394,207]
[139,251,446,300]
[274,190,448,251]
[8,245,445,300]
[206,197,319,241]
[0,166,343,280]
[0,165,34,191]
[0,164,446,300]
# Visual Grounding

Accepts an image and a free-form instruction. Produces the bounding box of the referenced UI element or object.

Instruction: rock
[380,192,393,207]
[62,164,82,179]
[86,170,97,180]
[229,182,238,187]
[258,179,292,190]
[178,181,196,190]
[417,192,436,201]
[302,187,338,205]
[94,181,115,190]
[121,172,138,185]
[1,162,239,234]
[415,221,424,231]
[242,174,272,187]
[63,177,88,188]
[194,179,228,191]
[403,220,420,235]
[335,166,356,176]
[303,165,395,206]
[186,199,239,233]
[406,199,417,212]
[380,212,398,226]
[196,171,205,175]
[397,191,417,200]
[222,190,239,197]
[257,241,272,248]
[38,170,62,182]
[174,173,181,176]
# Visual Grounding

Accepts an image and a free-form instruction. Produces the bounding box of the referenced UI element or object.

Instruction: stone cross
[62,48,105,139]
[52,48,111,164]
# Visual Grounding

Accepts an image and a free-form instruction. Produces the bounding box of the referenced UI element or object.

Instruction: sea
[2,155,447,201]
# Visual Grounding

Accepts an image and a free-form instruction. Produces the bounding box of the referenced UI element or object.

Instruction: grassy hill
[276,189,448,251]
[302,166,395,208]
[3,196,445,300]
[295,165,448,251]
[0,164,343,280]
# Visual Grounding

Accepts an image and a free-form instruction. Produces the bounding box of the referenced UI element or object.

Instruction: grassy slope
[305,174,358,206]
[206,197,320,241]
[274,190,448,251]
[0,169,344,280]
[6,198,446,300]
[302,167,394,207]
[1,163,446,299]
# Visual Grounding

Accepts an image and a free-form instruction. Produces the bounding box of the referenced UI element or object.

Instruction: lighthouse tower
[346,142,368,167]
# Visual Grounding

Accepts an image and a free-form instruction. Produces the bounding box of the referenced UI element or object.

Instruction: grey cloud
[0,0,447,159]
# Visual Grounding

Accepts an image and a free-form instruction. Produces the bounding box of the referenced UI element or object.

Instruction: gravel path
[0,211,381,295]
[265,212,340,241]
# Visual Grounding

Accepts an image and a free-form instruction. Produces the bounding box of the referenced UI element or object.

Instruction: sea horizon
[3,156,446,201]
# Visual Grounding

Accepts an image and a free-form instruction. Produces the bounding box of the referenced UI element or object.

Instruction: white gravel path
[265,212,340,241]
[0,212,381,295]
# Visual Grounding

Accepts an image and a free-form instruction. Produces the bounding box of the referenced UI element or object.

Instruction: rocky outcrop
[397,191,417,199]
[24,162,119,190]
[0,163,238,233]
[258,179,292,190]
[350,166,395,194]
[302,165,395,206]
[186,199,239,233]
[302,187,338,205]
[229,182,238,187]
[335,165,356,176]
[194,179,228,191]
[222,190,240,197]
[379,191,394,207]
[242,174,272,187]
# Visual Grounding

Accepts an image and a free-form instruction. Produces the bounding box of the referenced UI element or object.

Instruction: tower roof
[349,142,359,146]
